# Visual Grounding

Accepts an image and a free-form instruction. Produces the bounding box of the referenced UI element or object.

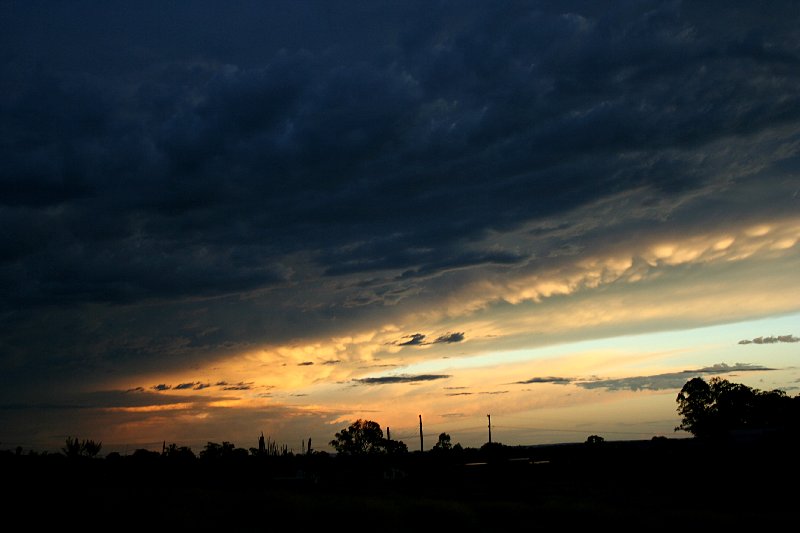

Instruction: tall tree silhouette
[676,377,800,438]
[329,419,406,455]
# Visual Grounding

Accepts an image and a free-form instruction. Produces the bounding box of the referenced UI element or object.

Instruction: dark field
[3,436,798,530]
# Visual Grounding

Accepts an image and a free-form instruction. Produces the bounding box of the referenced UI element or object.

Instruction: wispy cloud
[152,384,171,391]
[445,390,508,396]
[738,335,799,345]
[297,361,314,366]
[578,363,774,392]
[354,374,451,385]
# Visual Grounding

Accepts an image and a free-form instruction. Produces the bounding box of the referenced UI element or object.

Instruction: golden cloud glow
[117,216,799,451]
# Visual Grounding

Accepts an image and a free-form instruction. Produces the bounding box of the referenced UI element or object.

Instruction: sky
[1,0,799,455]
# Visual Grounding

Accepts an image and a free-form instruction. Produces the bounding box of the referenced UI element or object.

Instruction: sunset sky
[1,1,799,455]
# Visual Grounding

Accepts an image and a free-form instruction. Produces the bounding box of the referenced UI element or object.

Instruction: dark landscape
[3,435,798,530]
[4,376,799,531]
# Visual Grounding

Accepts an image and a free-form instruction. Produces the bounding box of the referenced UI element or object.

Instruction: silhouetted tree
[676,376,800,438]
[330,419,390,455]
[163,443,195,461]
[62,437,102,458]
[200,441,238,460]
[383,437,408,454]
[433,432,453,451]
[586,435,604,445]
[250,435,290,456]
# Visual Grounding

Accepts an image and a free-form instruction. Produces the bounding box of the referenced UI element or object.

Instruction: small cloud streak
[738,335,799,344]
[174,382,198,390]
[393,332,465,346]
[152,384,171,391]
[512,376,573,385]
[398,333,427,346]
[445,390,508,396]
[354,374,451,385]
[222,382,253,391]
[432,332,465,344]
[297,361,314,366]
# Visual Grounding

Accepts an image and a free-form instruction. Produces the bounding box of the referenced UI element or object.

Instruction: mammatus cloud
[738,335,799,344]
[354,374,451,385]
[577,363,774,392]
[393,332,465,346]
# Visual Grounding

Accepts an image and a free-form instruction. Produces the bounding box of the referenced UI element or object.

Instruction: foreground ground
[2,436,797,530]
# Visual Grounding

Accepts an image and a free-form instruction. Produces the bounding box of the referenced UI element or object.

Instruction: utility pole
[487,414,492,445]
[419,414,424,452]
[307,437,312,455]
[386,427,391,441]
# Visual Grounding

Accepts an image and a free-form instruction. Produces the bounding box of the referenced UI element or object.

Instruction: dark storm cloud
[2,1,800,388]
[354,374,451,385]
[578,363,775,392]
[4,1,800,305]
[0,389,224,411]
[738,335,799,345]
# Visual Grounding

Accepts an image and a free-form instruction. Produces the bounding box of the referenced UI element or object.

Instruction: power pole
[487,414,492,444]
[386,427,391,441]
[419,414,424,452]
[307,437,312,455]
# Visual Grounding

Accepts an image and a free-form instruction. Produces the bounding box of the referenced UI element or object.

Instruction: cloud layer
[1,1,799,451]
